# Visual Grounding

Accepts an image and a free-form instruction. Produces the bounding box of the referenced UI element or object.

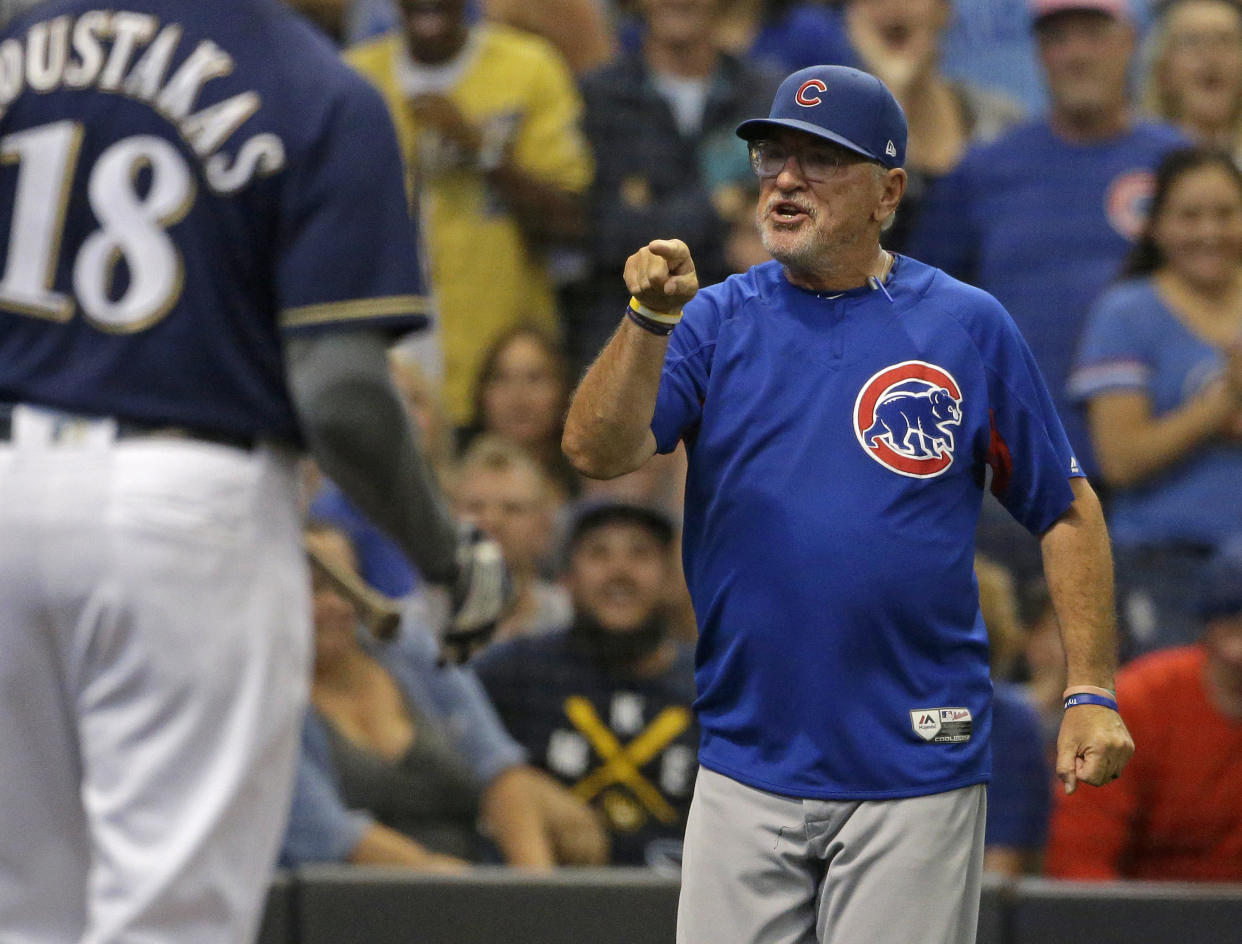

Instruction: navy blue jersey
[651,256,1079,800]
[0,1,429,441]
[474,632,700,867]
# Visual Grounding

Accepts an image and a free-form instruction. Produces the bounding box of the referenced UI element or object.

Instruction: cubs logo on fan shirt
[1105,169,1156,239]
[854,361,963,478]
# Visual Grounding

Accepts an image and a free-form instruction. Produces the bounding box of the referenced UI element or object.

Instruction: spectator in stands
[559,0,778,374]
[844,0,1025,252]
[1069,147,1242,656]
[713,0,858,75]
[976,556,1054,877]
[461,323,581,499]
[348,0,591,425]
[311,353,457,598]
[1045,540,1242,881]
[910,0,1186,479]
[453,436,572,642]
[577,446,696,644]
[474,501,699,869]
[281,525,608,870]
[1141,0,1242,162]
[483,0,615,75]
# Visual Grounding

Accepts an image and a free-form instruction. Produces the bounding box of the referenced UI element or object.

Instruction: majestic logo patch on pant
[910,707,973,743]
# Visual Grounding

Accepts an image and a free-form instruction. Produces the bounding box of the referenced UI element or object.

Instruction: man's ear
[875,167,907,225]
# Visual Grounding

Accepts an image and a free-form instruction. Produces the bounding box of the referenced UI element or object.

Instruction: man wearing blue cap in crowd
[564,64,1135,944]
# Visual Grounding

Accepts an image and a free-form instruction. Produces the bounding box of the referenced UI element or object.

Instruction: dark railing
[259,868,1242,944]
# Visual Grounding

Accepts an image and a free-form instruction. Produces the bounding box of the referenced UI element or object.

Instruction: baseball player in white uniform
[0,1,506,941]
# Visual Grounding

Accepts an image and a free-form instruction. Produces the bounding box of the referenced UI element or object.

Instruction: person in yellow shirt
[348,0,592,424]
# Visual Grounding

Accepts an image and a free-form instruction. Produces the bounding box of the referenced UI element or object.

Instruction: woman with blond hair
[1141,0,1242,162]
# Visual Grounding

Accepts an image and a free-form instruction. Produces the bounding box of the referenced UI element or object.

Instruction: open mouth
[769,200,811,224]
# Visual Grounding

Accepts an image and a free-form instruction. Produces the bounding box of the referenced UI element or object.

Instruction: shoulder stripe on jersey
[280,295,432,328]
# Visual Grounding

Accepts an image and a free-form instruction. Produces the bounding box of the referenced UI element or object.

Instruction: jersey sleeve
[276,78,430,335]
[509,39,592,193]
[650,293,720,454]
[975,295,1079,534]
[1066,287,1153,403]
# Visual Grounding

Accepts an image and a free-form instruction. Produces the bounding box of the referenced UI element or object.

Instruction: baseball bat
[305,541,402,641]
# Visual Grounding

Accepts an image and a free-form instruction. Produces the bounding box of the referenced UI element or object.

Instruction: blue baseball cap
[736,65,908,170]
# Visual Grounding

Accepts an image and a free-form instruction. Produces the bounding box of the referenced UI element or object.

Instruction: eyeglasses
[748,139,873,183]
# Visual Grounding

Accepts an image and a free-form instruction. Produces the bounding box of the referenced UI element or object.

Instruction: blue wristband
[1063,693,1119,712]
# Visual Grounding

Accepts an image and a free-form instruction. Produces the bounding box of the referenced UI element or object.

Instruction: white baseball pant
[0,405,312,944]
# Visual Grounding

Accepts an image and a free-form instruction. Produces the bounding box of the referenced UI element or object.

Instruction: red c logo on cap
[795,79,827,107]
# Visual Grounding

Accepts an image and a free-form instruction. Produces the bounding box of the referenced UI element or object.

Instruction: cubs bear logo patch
[854,361,963,478]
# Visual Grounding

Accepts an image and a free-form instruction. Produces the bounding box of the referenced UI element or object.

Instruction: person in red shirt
[1045,542,1242,881]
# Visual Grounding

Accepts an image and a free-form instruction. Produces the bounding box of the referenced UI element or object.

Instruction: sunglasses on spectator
[748,139,875,183]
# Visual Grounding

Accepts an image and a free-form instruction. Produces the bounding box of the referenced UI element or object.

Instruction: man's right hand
[624,239,699,313]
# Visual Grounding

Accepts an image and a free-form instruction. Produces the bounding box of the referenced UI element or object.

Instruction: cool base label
[910,707,973,744]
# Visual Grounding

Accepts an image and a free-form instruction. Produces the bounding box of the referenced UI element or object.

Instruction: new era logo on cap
[736,65,908,169]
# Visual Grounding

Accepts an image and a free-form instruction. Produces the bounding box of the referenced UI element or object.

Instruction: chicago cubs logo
[795,79,827,107]
[854,361,963,478]
[1105,169,1155,239]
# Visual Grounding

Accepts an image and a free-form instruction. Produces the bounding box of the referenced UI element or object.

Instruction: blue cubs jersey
[0,0,429,441]
[652,256,1079,799]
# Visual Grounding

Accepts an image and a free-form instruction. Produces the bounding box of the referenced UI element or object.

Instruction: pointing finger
[648,239,693,274]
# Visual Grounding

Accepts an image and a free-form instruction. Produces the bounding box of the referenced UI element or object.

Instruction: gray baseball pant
[678,765,986,944]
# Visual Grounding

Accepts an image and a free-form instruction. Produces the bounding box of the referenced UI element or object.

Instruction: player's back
[0,0,401,441]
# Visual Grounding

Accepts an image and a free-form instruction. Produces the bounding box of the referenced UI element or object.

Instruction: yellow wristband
[629,297,683,325]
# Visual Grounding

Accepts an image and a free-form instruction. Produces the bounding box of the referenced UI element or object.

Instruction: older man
[563,64,1134,944]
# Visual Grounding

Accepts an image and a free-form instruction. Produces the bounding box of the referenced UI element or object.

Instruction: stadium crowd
[274,0,1242,882]
[268,0,1242,884]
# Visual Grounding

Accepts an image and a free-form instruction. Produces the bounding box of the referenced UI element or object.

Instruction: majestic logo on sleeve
[795,79,828,107]
[854,361,964,478]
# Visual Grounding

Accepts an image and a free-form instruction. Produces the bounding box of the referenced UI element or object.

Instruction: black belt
[0,405,256,451]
